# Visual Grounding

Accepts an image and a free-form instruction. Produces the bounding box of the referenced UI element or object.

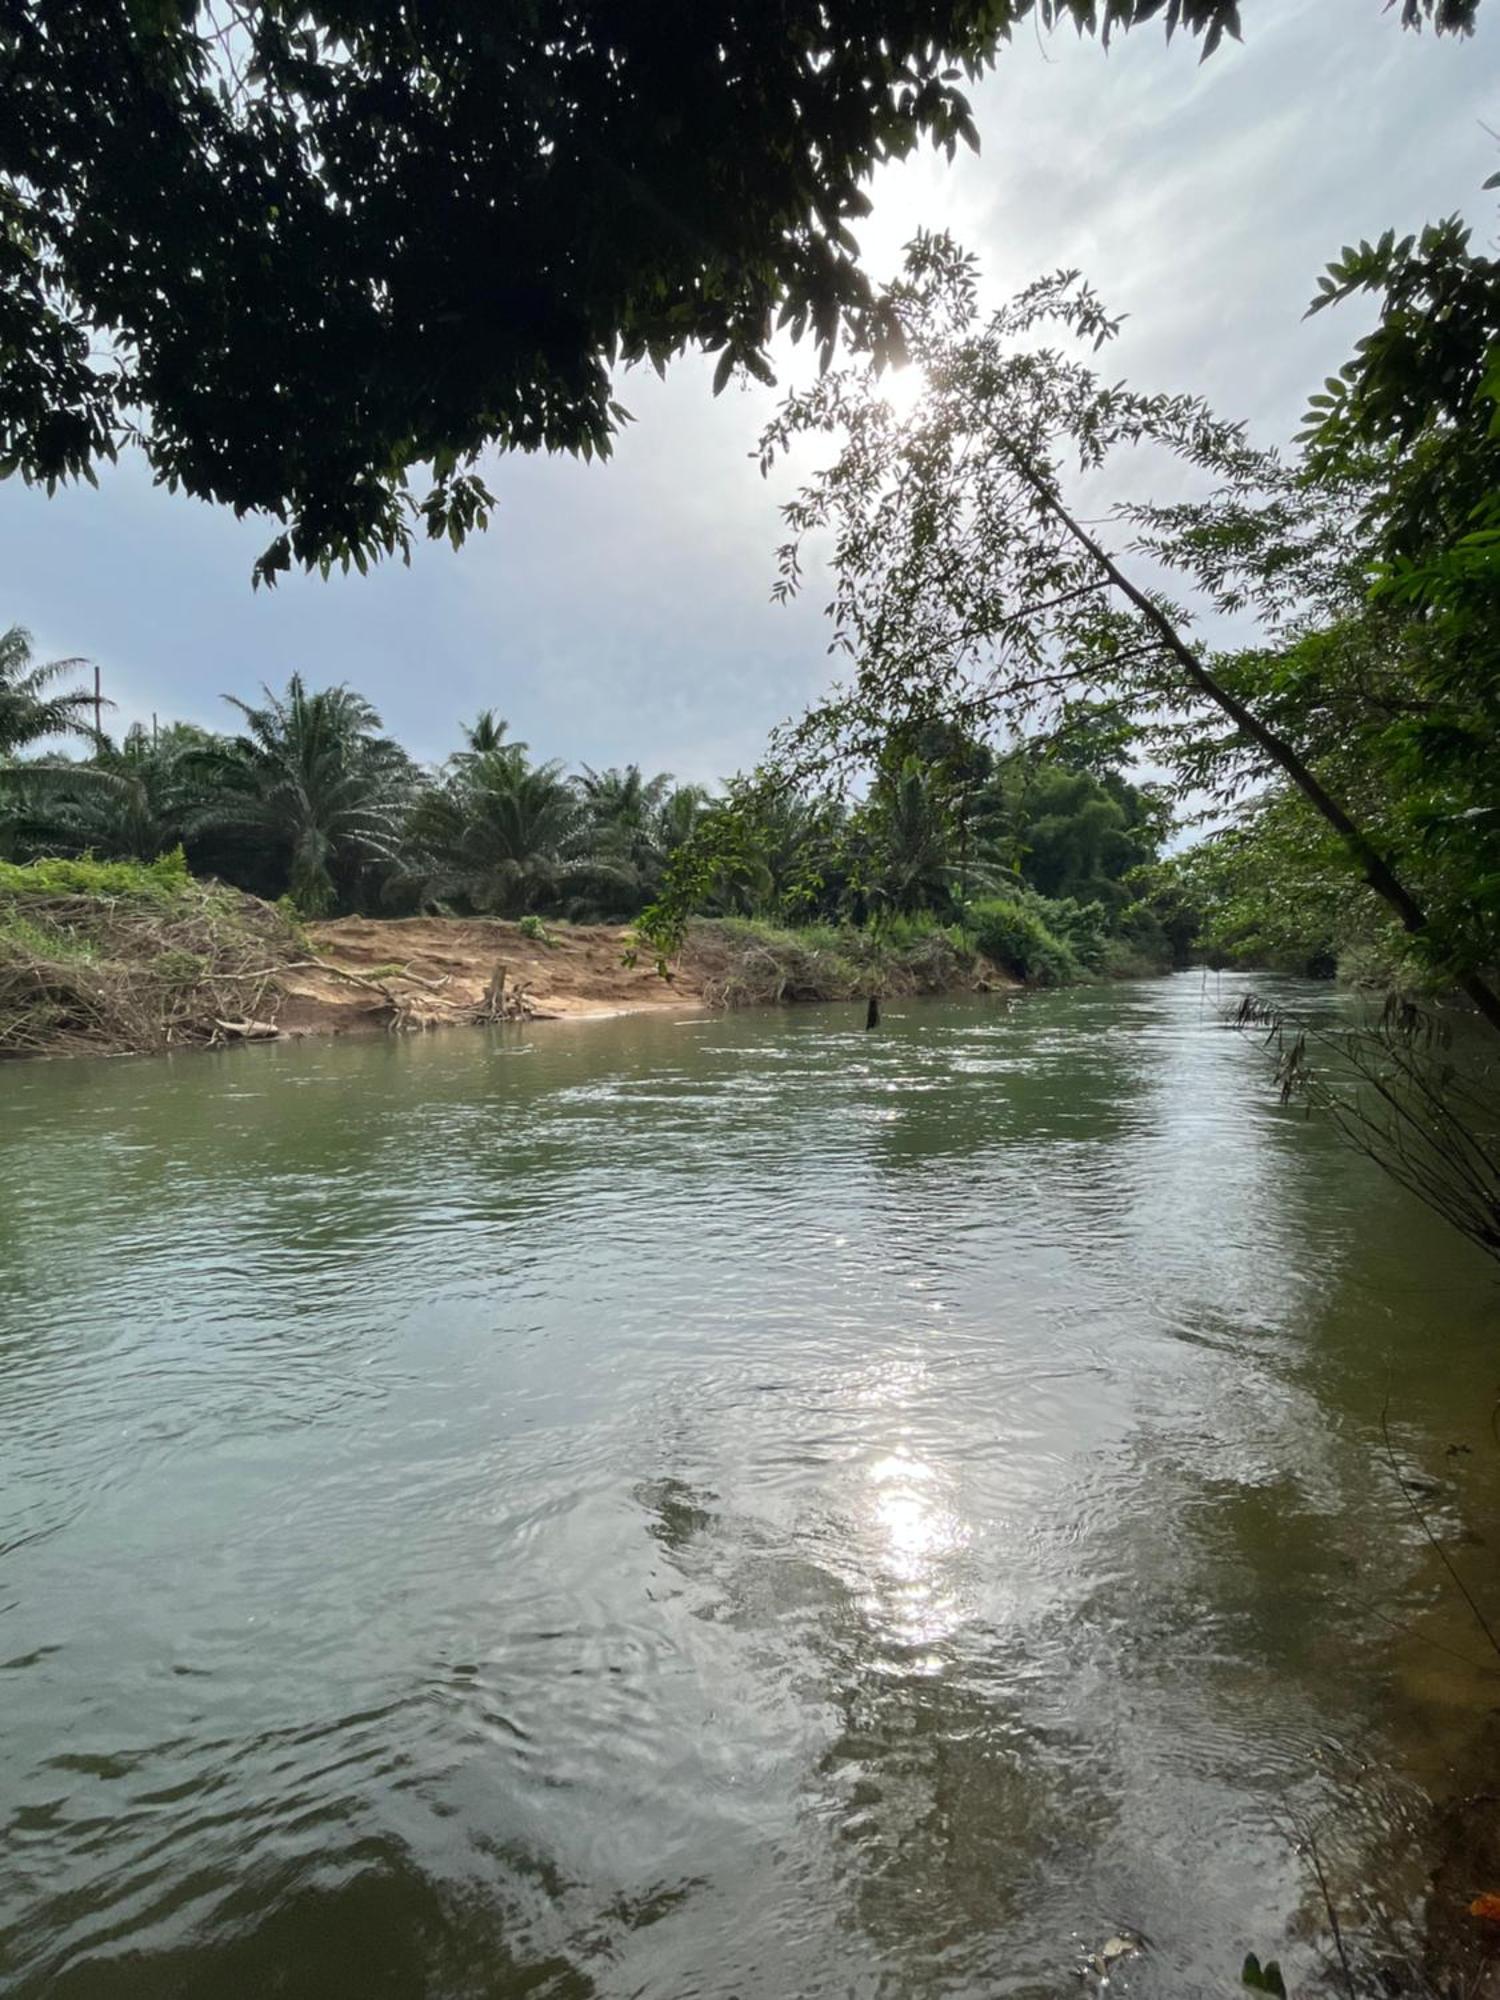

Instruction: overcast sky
[1,0,1494,780]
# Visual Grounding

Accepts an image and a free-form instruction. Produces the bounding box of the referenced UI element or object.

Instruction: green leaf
[1242,1952,1287,1995]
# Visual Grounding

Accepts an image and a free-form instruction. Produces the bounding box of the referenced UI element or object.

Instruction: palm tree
[0,625,98,759]
[188,676,415,914]
[3,722,210,862]
[857,757,1012,917]
[402,748,586,915]
[579,764,671,846]
[459,710,526,762]
[652,783,710,862]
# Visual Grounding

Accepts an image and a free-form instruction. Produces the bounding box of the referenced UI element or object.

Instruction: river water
[2,976,1497,1999]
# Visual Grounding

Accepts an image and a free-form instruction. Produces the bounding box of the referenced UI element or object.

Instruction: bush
[0,847,192,901]
[969,897,1080,986]
[517,913,555,945]
[682,917,980,1007]
[1099,937,1167,979]
[0,876,304,1058]
[1032,894,1109,970]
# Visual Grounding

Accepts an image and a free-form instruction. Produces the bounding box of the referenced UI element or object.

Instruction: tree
[579,766,672,866]
[401,746,586,916]
[4,720,211,863]
[1302,212,1500,567]
[188,675,414,913]
[459,711,525,762]
[981,750,1164,910]
[846,752,1009,916]
[756,233,1500,1032]
[0,624,95,757]
[0,2,1478,582]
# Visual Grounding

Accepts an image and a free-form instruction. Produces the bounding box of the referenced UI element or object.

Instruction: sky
[1,0,1495,781]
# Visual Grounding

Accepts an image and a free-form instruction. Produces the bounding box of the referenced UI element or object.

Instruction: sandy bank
[278,916,703,1037]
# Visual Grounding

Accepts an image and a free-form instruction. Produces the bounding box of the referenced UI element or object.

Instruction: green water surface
[1,977,1496,1998]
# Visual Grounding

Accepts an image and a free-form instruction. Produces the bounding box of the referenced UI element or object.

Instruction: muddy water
[1,976,1496,1998]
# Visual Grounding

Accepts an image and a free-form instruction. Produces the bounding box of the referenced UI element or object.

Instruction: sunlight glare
[875,362,928,423]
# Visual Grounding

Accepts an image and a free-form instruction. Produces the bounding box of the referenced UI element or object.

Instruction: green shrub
[684,916,976,1007]
[517,913,555,945]
[0,847,192,901]
[1099,937,1166,979]
[969,897,1079,986]
[1031,894,1110,970]
[273,894,314,951]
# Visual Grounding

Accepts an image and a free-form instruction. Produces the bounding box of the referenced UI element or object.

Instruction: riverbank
[0,864,1009,1057]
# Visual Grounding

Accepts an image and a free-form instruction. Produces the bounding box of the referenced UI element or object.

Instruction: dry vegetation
[682,917,1003,1009]
[0,858,305,1059]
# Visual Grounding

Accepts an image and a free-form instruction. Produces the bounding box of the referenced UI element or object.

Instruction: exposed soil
[278,916,702,1037]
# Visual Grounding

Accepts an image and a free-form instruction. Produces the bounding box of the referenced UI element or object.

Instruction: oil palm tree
[578,765,671,853]
[458,710,526,762]
[858,756,1012,916]
[187,676,415,913]
[651,784,711,871]
[3,723,210,862]
[0,625,98,758]
[401,747,586,915]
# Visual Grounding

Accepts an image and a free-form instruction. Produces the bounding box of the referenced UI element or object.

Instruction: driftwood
[213,1017,281,1042]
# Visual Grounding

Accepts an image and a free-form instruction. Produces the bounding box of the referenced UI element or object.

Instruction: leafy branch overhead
[0,0,1482,581]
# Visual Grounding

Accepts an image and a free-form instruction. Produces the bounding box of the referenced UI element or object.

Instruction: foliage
[0,870,302,1058]
[0,624,95,758]
[757,230,1500,1031]
[0,846,190,899]
[1238,992,1500,1265]
[400,743,587,917]
[3,649,1177,976]
[1302,215,1500,567]
[1156,794,1379,975]
[681,914,982,1010]
[969,895,1080,986]
[984,749,1166,911]
[1240,1954,1287,1998]
[638,726,1169,970]
[517,914,554,945]
[185,676,415,915]
[0,3,1477,580]
[3,721,215,864]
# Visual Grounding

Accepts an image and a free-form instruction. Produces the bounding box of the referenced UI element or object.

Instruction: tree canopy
[734,219,1500,1030]
[0,0,1480,582]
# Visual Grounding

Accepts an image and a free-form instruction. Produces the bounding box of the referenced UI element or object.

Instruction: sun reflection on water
[863,1443,971,1656]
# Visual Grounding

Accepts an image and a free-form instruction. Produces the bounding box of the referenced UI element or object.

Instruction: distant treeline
[0,640,1205,984]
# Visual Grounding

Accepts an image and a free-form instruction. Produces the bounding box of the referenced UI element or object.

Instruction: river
[1,976,1497,1998]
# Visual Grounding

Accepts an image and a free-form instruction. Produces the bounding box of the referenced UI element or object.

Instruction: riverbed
[2,976,1496,1997]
